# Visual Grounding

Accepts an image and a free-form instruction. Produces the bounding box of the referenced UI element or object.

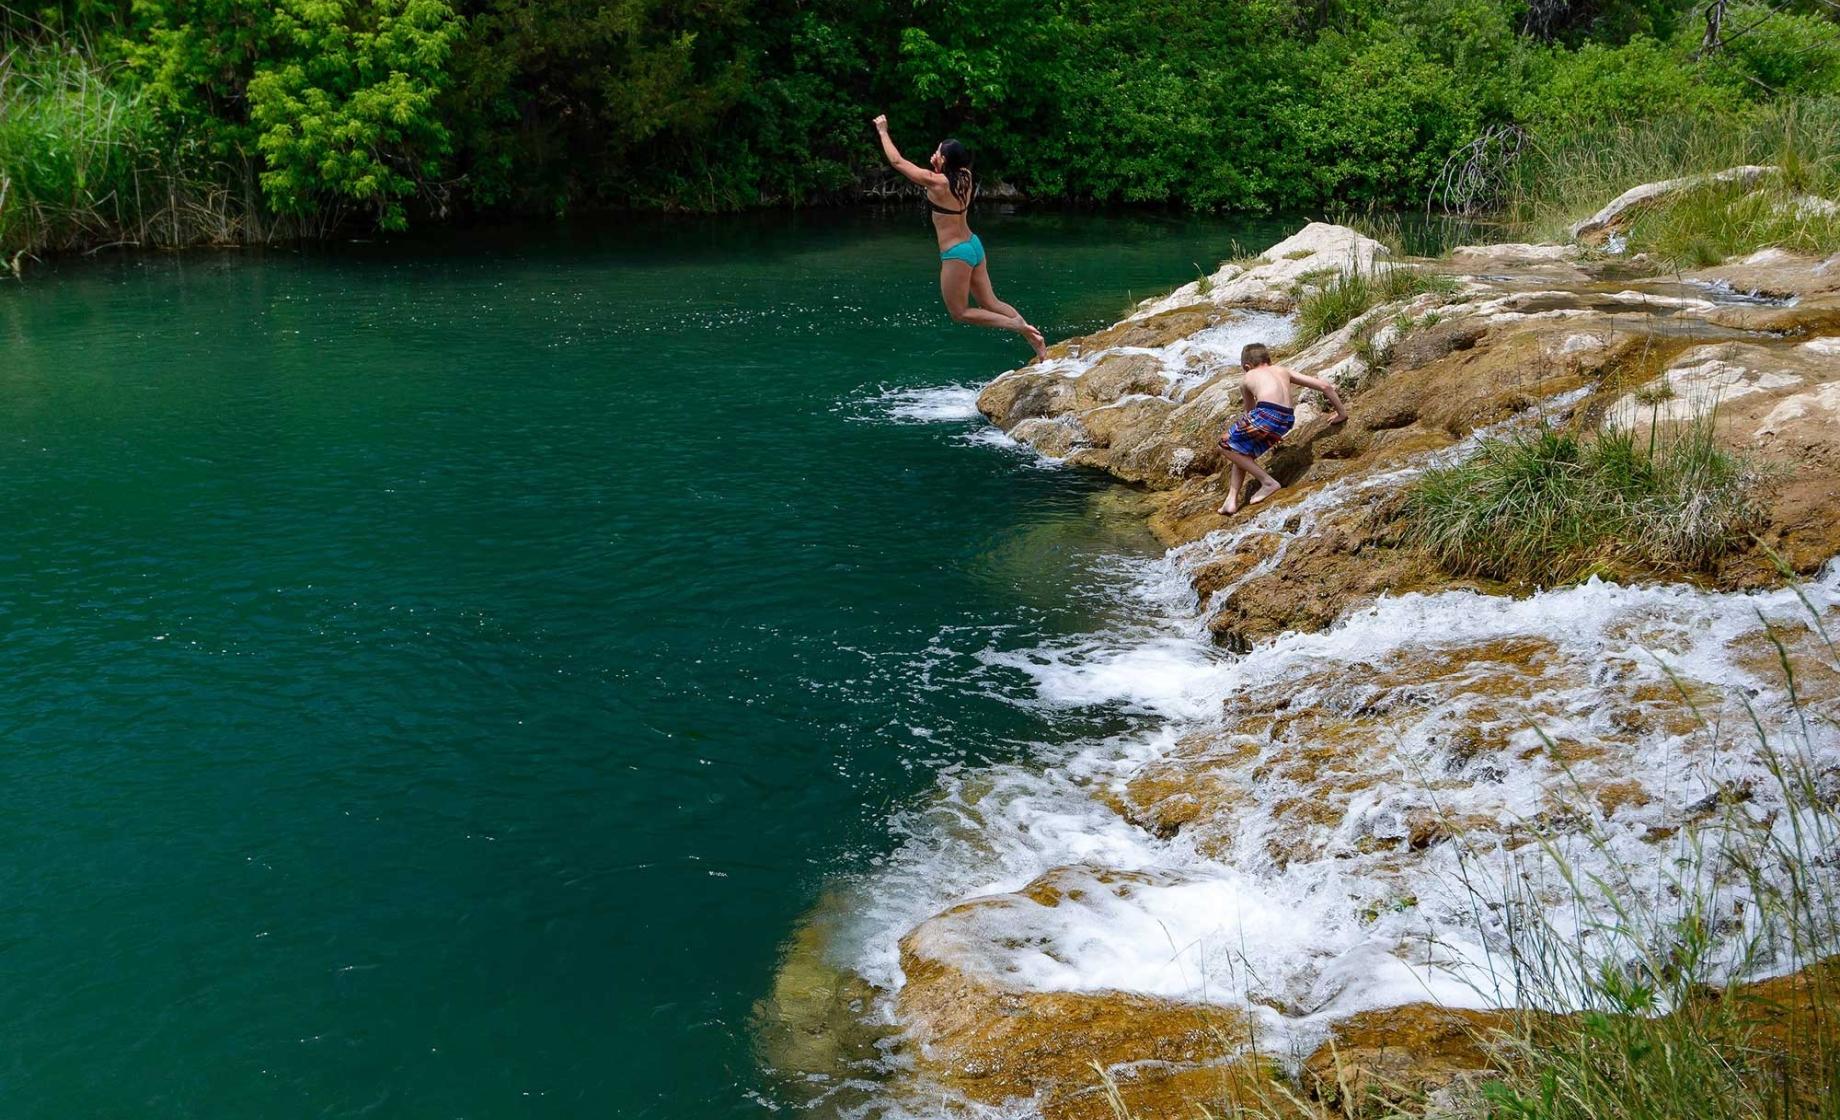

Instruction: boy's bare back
[1242,362,1302,408]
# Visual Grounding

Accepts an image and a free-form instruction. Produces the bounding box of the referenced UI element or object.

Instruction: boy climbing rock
[1217,342,1348,515]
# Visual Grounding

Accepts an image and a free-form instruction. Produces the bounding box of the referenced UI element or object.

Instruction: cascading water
[830,340,1840,1110]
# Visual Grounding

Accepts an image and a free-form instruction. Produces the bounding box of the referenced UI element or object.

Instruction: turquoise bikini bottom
[939,234,986,268]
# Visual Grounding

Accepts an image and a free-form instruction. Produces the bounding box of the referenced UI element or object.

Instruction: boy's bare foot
[1218,489,1241,516]
[1249,480,1282,505]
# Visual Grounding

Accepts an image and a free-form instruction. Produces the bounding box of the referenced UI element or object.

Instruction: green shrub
[245,0,464,229]
[8,0,1840,238]
[1519,35,1744,130]
[1704,9,1840,98]
[1404,414,1767,583]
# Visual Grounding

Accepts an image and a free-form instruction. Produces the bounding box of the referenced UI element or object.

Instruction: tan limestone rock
[1302,1004,1513,1117]
[896,867,1263,1119]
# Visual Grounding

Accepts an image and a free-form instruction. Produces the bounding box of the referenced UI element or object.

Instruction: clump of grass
[1327,205,1407,257]
[1377,265,1458,302]
[1351,329,1394,375]
[0,44,284,260]
[0,46,152,255]
[1404,414,1767,583]
[1295,269,1376,342]
[1633,380,1678,406]
[1626,175,1840,269]
[1194,264,1214,296]
[1295,266,1458,344]
[1221,237,1264,268]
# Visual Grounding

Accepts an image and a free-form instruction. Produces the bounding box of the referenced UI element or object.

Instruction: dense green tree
[3,0,1835,230]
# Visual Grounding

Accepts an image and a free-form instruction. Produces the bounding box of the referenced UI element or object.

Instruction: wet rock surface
[899,893,1255,1117]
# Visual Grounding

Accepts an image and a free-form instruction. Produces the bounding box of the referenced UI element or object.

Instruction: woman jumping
[873,115,1048,360]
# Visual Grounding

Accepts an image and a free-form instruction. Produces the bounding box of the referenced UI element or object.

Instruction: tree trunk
[1702,0,1727,54]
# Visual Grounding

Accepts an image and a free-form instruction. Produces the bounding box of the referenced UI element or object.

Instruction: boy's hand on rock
[1330,410,1349,424]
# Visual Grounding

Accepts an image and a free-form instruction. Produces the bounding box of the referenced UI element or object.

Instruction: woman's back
[925,173,973,250]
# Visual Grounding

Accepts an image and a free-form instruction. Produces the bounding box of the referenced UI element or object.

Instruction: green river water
[0,210,1290,1117]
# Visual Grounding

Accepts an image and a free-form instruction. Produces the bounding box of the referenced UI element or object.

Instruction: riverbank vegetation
[1489,99,1840,264]
[1402,416,1767,584]
[3,0,1839,255]
[0,48,276,260]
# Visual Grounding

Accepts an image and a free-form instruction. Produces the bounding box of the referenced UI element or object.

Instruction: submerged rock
[752,913,892,1092]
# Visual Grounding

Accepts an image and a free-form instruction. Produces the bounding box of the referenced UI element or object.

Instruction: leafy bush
[1404,415,1768,584]
[6,0,1840,248]
[1520,35,1745,128]
[246,0,464,229]
[118,0,464,230]
[1703,9,1840,98]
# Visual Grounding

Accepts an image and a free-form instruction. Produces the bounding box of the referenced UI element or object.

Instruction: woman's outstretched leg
[972,262,1046,360]
[941,265,1043,357]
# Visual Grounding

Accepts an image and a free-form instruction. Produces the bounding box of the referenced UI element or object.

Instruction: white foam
[818,352,1840,1119]
[1155,312,1296,398]
[992,309,1296,404]
[982,636,1229,721]
[956,423,1067,468]
[870,384,984,423]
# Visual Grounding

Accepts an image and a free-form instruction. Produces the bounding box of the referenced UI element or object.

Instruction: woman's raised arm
[873,115,945,187]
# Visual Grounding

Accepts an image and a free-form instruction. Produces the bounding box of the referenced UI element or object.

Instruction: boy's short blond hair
[1241,342,1271,369]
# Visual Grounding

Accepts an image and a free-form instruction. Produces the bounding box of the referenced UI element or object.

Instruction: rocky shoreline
[759,205,1840,1119]
[978,222,1840,649]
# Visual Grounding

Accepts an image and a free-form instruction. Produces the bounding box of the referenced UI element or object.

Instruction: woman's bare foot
[1249,479,1282,505]
[1023,318,1052,358]
[1014,317,1048,360]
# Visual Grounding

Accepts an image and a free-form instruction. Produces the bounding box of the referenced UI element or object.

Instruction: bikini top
[926,174,976,216]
